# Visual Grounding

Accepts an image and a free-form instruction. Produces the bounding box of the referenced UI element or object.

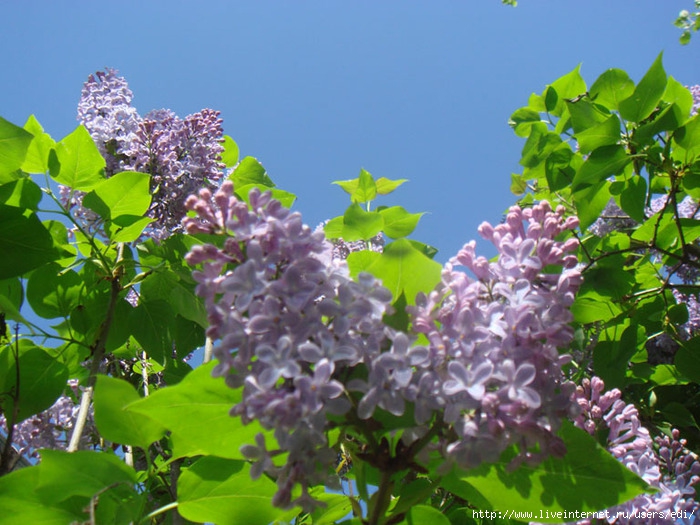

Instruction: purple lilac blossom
[184,181,397,510]
[408,201,582,470]
[185,188,586,509]
[66,69,224,240]
[555,377,700,525]
[0,380,97,461]
[689,85,700,116]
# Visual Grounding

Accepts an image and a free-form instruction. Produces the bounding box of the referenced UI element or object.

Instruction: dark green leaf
[0,277,25,323]
[676,337,700,383]
[589,69,635,110]
[93,375,166,449]
[128,299,174,361]
[51,125,106,191]
[544,143,576,191]
[619,176,647,222]
[0,116,33,180]
[26,263,82,319]
[0,178,43,209]
[619,53,667,123]
[178,457,286,525]
[0,340,68,422]
[22,115,56,174]
[0,205,59,279]
[573,180,612,230]
[440,422,649,522]
[221,135,239,168]
[519,123,562,170]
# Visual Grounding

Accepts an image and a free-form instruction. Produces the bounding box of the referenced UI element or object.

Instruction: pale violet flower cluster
[184,189,586,509]
[408,202,582,469]
[0,380,97,461]
[184,181,399,510]
[64,68,225,240]
[568,377,700,525]
[690,85,700,116]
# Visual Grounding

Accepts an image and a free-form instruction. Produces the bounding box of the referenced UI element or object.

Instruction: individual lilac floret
[409,201,582,471]
[184,181,396,511]
[564,377,700,525]
[0,380,97,462]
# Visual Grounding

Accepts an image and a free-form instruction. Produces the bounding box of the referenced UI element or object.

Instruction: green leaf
[106,215,154,243]
[544,143,576,192]
[566,99,608,134]
[440,422,649,522]
[619,53,667,123]
[375,176,408,195]
[341,204,384,241]
[307,488,354,525]
[406,505,451,525]
[547,65,587,116]
[141,269,207,327]
[519,123,562,170]
[83,170,151,220]
[510,173,528,195]
[126,361,269,459]
[574,181,612,230]
[22,115,56,174]
[229,156,275,188]
[51,125,106,191]
[570,292,622,323]
[323,216,344,239]
[378,206,423,239]
[128,299,174,361]
[178,457,285,525]
[333,178,360,196]
[362,238,442,305]
[619,175,647,222]
[676,337,700,383]
[572,145,630,192]
[93,376,166,449]
[0,340,68,422]
[0,467,86,524]
[221,135,240,168]
[663,76,694,119]
[234,183,296,208]
[575,114,621,153]
[26,263,82,319]
[509,107,542,137]
[589,69,635,110]
[674,114,700,160]
[35,449,137,504]
[354,168,377,203]
[0,205,59,279]
[0,178,43,209]
[0,277,25,323]
[0,116,33,180]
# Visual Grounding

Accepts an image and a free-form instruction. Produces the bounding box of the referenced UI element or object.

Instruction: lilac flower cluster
[408,202,582,469]
[0,380,97,461]
[65,69,225,240]
[569,377,700,525]
[689,85,700,116]
[184,181,398,510]
[184,188,585,509]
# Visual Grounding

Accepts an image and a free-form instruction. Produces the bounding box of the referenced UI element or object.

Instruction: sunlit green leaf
[94,376,166,449]
[51,125,106,191]
[221,135,240,168]
[572,145,630,192]
[229,156,274,188]
[375,176,408,195]
[619,53,667,123]
[178,457,286,525]
[83,170,151,220]
[589,69,635,110]
[378,206,423,239]
[0,178,43,209]
[575,114,621,153]
[547,65,587,116]
[0,116,33,180]
[341,203,383,241]
[22,115,56,174]
[26,263,82,319]
[126,361,269,459]
[354,168,377,203]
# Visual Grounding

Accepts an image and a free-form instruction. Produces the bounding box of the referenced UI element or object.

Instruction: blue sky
[1,1,698,261]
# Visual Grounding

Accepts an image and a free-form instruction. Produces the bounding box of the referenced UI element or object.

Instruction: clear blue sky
[1,1,697,261]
